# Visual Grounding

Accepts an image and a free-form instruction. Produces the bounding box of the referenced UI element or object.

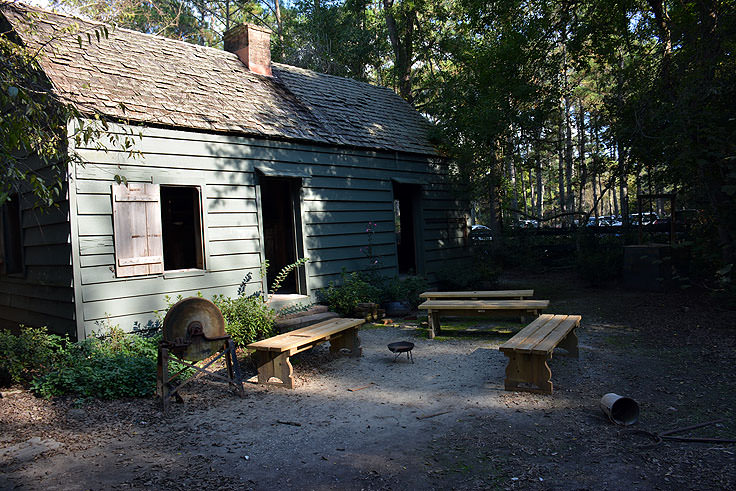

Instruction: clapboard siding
[0,164,75,335]
[61,122,467,334]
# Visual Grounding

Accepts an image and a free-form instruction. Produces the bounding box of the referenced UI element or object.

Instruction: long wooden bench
[418,299,550,338]
[499,314,581,394]
[247,318,364,389]
[419,289,534,301]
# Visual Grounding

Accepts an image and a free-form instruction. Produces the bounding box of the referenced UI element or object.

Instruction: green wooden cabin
[0,4,470,340]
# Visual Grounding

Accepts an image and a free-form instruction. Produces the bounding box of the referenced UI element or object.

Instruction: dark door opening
[160,186,204,271]
[393,182,420,275]
[260,177,298,293]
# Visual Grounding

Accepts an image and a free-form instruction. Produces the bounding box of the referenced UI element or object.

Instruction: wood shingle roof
[2,4,437,155]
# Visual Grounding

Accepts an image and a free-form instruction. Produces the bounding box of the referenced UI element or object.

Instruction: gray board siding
[72,123,469,337]
[0,161,75,337]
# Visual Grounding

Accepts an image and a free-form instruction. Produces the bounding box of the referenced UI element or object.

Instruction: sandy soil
[1,270,735,490]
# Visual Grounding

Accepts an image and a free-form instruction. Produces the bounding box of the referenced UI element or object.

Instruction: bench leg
[558,328,579,358]
[428,310,441,339]
[254,350,294,389]
[503,352,553,394]
[329,327,363,357]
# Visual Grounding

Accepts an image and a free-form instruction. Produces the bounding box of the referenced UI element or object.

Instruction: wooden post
[157,346,171,414]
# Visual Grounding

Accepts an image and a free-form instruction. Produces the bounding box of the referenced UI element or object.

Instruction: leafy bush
[31,325,161,399]
[213,294,276,347]
[319,271,382,315]
[0,326,65,387]
[381,275,429,309]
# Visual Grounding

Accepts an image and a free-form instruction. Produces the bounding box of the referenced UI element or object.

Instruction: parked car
[629,212,658,225]
[470,224,493,242]
[586,216,611,227]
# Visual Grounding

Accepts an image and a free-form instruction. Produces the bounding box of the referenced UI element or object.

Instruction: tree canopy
[2,0,734,271]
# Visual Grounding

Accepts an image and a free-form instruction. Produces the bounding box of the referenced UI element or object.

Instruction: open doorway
[259,177,301,293]
[393,182,422,275]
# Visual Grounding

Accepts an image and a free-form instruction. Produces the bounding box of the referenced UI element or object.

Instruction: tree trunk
[557,113,566,226]
[274,0,284,59]
[383,0,415,103]
[535,129,544,222]
[618,141,629,228]
[505,131,518,222]
[576,100,586,217]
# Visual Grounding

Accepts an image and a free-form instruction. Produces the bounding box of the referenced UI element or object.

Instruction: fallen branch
[348,382,375,392]
[416,411,450,420]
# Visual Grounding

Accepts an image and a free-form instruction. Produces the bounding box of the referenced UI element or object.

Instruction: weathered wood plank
[419,300,549,310]
[79,236,114,255]
[206,212,259,228]
[207,226,260,241]
[23,223,71,247]
[76,194,112,214]
[80,268,258,300]
[24,245,72,266]
[420,290,535,300]
[207,198,258,214]
[303,210,394,225]
[208,239,260,256]
[77,215,113,236]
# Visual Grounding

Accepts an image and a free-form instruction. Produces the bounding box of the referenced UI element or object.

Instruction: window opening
[160,186,203,271]
[1,194,23,274]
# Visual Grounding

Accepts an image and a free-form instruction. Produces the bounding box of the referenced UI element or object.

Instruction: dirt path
[1,271,735,490]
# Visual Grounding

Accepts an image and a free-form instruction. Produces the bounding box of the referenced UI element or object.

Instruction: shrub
[31,325,161,399]
[381,275,429,309]
[319,271,382,315]
[213,294,276,347]
[0,326,65,387]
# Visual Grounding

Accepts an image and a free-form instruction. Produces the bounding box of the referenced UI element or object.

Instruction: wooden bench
[418,299,550,338]
[419,289,534,301]
[499,314,581,394]
[247,318,364,389]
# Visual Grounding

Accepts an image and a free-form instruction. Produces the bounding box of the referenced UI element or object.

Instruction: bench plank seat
[419,290,534,300]
[247,318,364,388]
[499,314,581,394]
[418,299,550,338]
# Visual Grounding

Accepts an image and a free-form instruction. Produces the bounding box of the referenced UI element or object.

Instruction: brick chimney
[223,24,272,77]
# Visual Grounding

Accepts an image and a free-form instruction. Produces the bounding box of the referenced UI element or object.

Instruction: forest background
[2,0,735,284]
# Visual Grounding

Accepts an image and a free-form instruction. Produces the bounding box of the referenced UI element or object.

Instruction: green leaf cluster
[212,293,277,347]
[319,270,382,315]
[0,326,65,386]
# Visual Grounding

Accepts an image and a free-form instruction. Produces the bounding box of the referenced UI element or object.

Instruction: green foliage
[212,294,276,347]
[1,5,140,209]
[319,271,382,316]
[0,326,65,386]
[381,275,429,309]
[30,324,161,399]
[269,256,310,297]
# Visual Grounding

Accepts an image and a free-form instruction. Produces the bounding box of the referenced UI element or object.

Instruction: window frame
[111,180,208,279]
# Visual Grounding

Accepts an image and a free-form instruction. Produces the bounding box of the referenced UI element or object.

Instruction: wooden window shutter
[112,183,164,277]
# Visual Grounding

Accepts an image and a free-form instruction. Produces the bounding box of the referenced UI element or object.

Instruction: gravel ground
[1,270,735,490]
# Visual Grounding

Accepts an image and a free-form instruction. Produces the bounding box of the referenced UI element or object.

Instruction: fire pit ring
[387,341,414,363]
